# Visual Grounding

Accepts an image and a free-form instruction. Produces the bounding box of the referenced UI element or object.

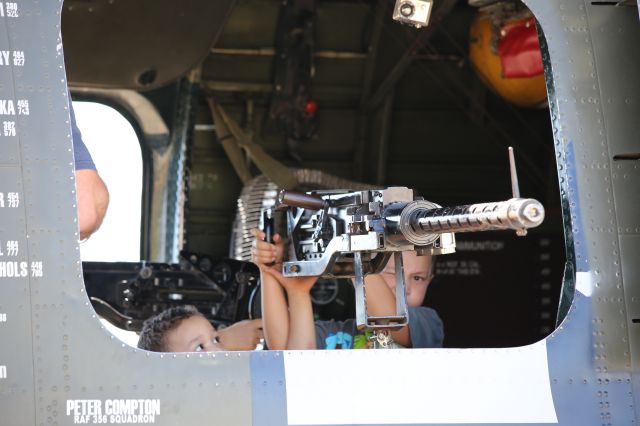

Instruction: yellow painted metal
[469,12,547,108]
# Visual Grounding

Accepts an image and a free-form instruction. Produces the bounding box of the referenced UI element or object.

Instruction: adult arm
[70,102,109,239]
[76,169,109,240]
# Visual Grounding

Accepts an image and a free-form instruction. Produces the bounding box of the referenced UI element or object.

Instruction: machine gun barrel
[393,198,544,246]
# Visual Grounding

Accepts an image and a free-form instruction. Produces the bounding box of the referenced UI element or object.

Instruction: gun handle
[262,209,275,267]
[278,190,326,210]
[263,210,275,244]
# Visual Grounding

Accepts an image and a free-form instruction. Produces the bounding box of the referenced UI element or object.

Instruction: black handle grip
[261,209,276,267]
[262,209,275,244]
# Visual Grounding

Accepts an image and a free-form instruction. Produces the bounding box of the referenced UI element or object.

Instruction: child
[251,229,443,350]
[137,305,223,352]
[377,250,443,348]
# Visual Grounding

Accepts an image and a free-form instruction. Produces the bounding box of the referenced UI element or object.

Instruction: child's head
[380,251,435,307]
[137,305,223,353]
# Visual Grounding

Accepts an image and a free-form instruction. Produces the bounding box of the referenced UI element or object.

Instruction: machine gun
[83,255,261,331]
[269,148,545,338]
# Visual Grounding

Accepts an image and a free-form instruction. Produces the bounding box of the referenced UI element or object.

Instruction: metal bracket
[311,204,329,242]
[354,251,409,331]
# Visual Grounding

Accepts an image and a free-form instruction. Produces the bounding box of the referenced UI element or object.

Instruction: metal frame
[0,1,637,425]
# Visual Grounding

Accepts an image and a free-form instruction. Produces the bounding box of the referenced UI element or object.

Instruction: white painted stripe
[284,340,557,425]
[575,271,593,297]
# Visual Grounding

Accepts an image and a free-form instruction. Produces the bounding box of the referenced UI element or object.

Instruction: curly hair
[137,305,201,352]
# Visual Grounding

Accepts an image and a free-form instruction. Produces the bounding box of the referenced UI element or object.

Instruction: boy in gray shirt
[252,229,443,350]
[315,251,443,349]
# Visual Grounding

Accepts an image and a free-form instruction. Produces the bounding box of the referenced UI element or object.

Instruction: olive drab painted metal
[0,0,638,425]
[0,2,252,425]
[531,0,639,421]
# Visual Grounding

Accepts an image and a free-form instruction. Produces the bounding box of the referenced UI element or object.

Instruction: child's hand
[217,319,264,351]
[262,267,318,295]
[251,228,284,270]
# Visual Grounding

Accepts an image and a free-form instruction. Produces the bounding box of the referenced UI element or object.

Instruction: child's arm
[251,229,289,350]
[262,268,318,350]
[361,274,411,347]
[217,319,263,351]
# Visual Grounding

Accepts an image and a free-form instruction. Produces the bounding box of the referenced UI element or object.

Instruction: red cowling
[497,17,544,78]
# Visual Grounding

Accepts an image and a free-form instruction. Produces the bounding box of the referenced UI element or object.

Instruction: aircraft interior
[63,0,570,350]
